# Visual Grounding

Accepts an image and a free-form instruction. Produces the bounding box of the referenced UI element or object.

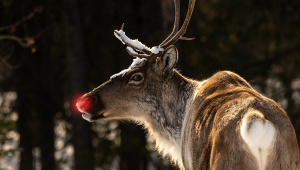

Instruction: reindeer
[76,0,300,169]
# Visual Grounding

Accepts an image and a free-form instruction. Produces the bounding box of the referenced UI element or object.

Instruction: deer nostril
[76,95,93,112]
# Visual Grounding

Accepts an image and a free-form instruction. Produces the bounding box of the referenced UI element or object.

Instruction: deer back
[182,71,300,169]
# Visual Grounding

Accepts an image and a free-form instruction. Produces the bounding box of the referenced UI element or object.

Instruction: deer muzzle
[76,93,105,121]
[77,94,93,112]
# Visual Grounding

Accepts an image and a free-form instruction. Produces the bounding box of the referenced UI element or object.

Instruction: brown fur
[182,71,300,169]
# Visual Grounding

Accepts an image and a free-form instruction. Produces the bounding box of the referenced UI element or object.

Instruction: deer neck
[140,70,201,165]
[159,70,196,142]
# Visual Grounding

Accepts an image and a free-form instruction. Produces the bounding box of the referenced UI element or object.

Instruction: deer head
[76,0,196,123]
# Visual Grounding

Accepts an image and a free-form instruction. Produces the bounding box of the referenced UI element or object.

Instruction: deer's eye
[132,75,143,81]
[129,73,144,85]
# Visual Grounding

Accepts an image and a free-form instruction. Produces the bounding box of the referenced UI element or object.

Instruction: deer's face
[77,46,178,122]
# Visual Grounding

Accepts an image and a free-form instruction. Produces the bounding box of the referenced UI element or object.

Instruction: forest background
[0,0,299,169]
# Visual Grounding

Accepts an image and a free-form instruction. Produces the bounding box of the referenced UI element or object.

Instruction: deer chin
[82,113,104,122]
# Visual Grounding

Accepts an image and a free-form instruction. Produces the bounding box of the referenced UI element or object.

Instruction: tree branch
[0,6,43,32]
[0,36,29,47]
[0,24,53,48]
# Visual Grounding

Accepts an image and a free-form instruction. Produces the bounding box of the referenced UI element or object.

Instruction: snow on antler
[126,46,138,55]
[114,30,151,52]
[114,29,164,56]
[150,46,164,54]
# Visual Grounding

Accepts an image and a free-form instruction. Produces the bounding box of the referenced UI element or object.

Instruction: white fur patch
[134,116,184,169]
[82,113,93,122]
[241,112,276,170]
[154,132,182,167]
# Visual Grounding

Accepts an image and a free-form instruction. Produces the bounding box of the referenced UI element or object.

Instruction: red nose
[76,95,93,112]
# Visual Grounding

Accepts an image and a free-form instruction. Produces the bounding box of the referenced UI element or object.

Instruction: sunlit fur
[128,71,202,169]
[136,117,184,168]
[132,79,205,169]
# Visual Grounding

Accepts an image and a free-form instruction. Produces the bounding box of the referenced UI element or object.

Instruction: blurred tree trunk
[14,5,37,169]
[34,15,55,170]
[62,0,94,169]
[16,64,34,170]
[15,36,38,169]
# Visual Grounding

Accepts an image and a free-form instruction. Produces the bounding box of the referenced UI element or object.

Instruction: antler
[113,0,196,62]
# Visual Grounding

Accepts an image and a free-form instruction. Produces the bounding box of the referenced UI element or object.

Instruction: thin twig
[0,36,29,47]
[0,6,43,32]
[0,24,53,48]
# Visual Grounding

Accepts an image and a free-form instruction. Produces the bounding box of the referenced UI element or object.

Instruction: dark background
[0,0,299,169]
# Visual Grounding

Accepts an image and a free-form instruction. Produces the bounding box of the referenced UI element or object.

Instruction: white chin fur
[82,113,93,122]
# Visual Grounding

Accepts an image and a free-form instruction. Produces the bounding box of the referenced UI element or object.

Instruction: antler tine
[120,23,125,30]
[160,0,196,49]
[159,0,180,47]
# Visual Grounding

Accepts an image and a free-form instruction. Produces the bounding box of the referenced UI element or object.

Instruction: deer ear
[154,45,178,76]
